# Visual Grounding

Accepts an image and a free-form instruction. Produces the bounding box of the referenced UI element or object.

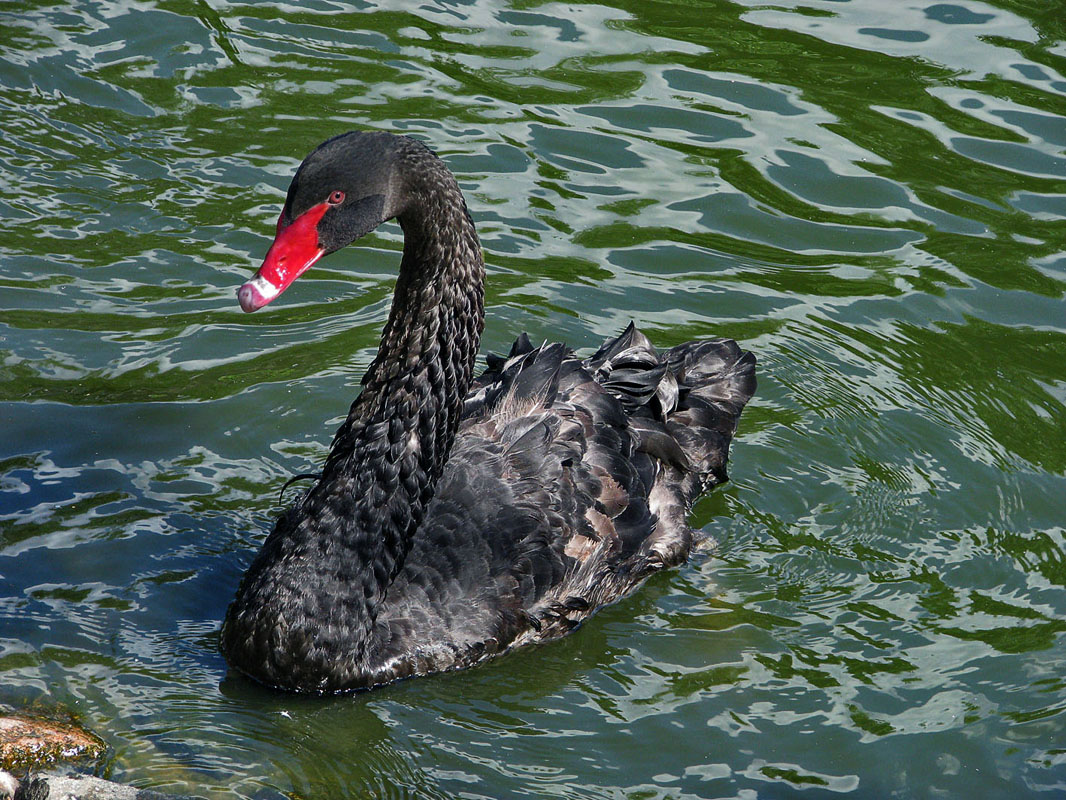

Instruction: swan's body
[221,131,756,693]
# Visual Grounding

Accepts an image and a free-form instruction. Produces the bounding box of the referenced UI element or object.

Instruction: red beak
[238,202,330,312]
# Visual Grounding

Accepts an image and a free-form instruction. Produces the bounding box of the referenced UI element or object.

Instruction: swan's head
[238,131,412,313]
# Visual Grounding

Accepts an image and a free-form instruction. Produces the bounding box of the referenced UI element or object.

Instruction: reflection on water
[2,0,1064,797]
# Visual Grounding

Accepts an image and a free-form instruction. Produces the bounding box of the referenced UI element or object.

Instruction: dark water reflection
[2,0,1065,797]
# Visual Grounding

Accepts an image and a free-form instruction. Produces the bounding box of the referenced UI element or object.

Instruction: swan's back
[370,323,756,685]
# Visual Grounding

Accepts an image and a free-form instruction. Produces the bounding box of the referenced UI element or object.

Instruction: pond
[1,0,1064,797]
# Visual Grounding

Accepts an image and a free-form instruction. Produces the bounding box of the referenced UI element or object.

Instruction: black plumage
[221,131,757,693]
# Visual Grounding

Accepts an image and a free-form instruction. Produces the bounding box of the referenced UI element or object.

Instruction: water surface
[2,0,1065,797]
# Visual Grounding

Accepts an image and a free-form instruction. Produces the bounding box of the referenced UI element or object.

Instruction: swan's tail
[586,323,757,565]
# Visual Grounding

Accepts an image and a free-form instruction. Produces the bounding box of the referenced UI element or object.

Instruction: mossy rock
[0,712,107,772]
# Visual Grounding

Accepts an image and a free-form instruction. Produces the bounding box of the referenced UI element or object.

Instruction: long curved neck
[221,138,487,690]
[306,163,485,643]
[325,188,485,499]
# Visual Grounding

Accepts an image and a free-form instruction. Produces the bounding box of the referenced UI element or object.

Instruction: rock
[0,713,198,799]
[13,775,49,800]
[1,771,199,800]
[0,715,106,773]
[0,770,20,799]
[26,772,186,800]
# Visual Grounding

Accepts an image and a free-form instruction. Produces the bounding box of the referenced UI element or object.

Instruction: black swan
[221,131,756,693]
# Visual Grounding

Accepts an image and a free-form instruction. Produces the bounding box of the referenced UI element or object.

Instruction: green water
[2,0,1064,797]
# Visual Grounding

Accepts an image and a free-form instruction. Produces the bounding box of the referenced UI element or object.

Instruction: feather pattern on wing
[369,324,756,684]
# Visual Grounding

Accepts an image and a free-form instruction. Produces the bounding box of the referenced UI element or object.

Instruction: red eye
[328,190,345,206]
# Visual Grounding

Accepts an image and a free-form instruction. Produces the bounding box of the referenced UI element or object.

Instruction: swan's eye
[327,190,345,206]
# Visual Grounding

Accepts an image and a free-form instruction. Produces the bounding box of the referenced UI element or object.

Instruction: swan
[221,131,756,693]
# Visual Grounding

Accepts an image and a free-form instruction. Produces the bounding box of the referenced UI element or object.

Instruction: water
[2,0,1064,797]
